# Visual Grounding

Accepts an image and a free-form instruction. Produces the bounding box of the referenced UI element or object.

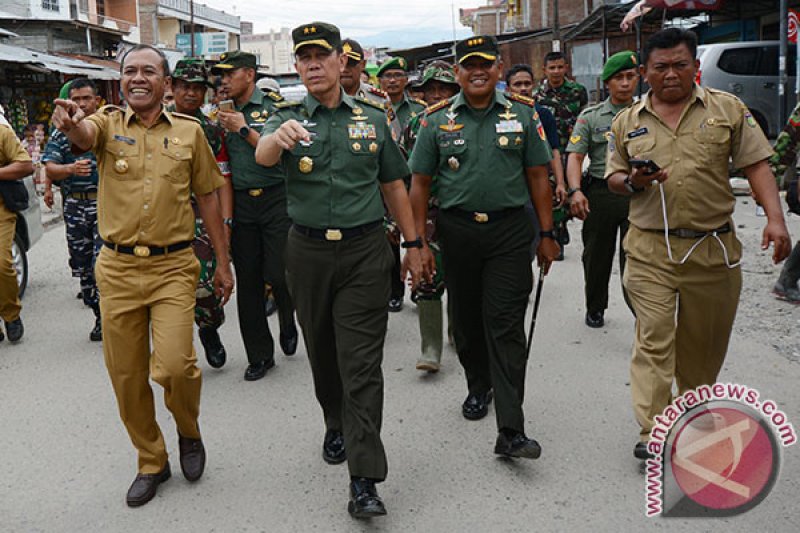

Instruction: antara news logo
[644,383,796,517]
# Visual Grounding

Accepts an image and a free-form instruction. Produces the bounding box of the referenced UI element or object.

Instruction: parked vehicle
[697,41,797,138]
[13,175,43,298]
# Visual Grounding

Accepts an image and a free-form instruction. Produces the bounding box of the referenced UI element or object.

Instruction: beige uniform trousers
[95,246,202,474]
[623,225,742,441]
[0,198,21,322]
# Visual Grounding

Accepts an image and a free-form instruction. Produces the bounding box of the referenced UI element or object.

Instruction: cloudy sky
[204,0,483,48]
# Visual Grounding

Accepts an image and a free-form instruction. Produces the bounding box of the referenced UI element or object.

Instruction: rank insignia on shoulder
[267,91,284,102]
[354,96,386,111]
[411,97,427,107]
[367,86,388,98]
[171,111,201,123]
[506,92,535,107]
[570,134,581,145]
[274,100,302,109]
[425,99,450,115]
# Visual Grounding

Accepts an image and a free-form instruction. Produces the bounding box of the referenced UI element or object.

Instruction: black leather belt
[103,240,192,257]
[67,191,97,200]
[647,223,732,239]
[444,206,523,224]
[293,220,382,241]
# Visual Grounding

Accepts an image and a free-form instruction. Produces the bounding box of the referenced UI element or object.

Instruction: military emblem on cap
[377,56,409,77]
[455,34,499,64]
[292,21,341,52]
[342,39,363,62]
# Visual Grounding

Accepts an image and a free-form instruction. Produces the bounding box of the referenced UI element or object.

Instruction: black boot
[199,327,226,368]
[90,304,102,342]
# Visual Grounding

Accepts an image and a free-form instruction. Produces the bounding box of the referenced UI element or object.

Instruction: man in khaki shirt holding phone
[606,29,791,461]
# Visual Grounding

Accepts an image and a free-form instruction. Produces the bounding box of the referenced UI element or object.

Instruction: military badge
[352,142,362,151]
[448,156,460,171]
[537,122,546,141]
[440,109,464,132]
[114,159,129,174]
[569,135,581,145]
[348,123,377,139]
[250,111,261,119]
[498,107,517,120]
[744,112,757,129]
[369,142,378,153]
[514,136,523,146]
[351,107,368,121]
[298,156,313,173]
[496,120,523,133]
[498,135,509,147]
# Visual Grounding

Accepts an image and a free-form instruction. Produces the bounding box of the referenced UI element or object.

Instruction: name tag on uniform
[496,120,523,134]
[348,123,377,139]
[113,135,136,145]
[594,126,611,133]
[627,127,649,139]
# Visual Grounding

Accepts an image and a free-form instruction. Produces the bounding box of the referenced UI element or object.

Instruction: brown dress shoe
[126,462,171,507]
[178,434,206,482]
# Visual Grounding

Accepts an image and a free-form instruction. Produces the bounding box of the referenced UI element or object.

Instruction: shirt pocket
[160,146,192,184]
[692,123,731,159]
[104,141,141,181]
[623,134,657,160]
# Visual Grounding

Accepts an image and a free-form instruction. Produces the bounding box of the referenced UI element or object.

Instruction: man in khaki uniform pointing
[52,44,234,506]
[606,29,791,461]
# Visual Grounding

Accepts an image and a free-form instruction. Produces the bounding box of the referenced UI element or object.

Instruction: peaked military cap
[342,39,364,62]
[414,61,457,88]
[292,22,341,53]
[455,35,499,64]
[173,58,212,86]
[602,50,639,82]
[212,50,257,72]
[377,56,408,77]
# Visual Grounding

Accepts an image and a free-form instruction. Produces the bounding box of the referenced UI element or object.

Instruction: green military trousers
[438,208,535,433]
[285,225,393,481]
[581,178,632,315]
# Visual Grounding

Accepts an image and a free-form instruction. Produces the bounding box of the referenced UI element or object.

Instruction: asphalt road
[1,200,799,532]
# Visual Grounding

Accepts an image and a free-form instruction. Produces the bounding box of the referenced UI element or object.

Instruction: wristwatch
[401,237,424,249]
[238,125,251,138]
[623,175,644,193]
[223,218,234,228]
[567,187,581,197]
[539,230,556,240]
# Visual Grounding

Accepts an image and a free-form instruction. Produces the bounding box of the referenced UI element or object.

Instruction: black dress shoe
[90,317,102,342]
[322,429,346,465]
[634,441,655,460]
[462,390,493,420]
[178,433,206,482]
[585,311,604,328]
[280,325,298,356]
[388,298,403,313]
[5,317,23,342]
[199,327,226,368]
[244,359,274,381]
[126,462,171,507]
[494,431,541,459]
[265,297,277,317]
[348,478,387,518]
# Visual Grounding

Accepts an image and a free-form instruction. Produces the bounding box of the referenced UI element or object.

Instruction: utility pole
[780,0,788,130]
[553,0,561,52]
[190,0,196,57]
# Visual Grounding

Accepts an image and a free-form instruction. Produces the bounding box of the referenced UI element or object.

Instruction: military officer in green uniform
[256,22,422,518]
[377,56,426,130]
[213,50,299,381]
[407,35,559,459]
[566,51,639,329]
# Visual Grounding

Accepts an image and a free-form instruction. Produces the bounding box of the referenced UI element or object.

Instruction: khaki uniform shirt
[408,90,552,211]
[606,86,773,231]
[566,98,629,178]
[85,106,225,246]
[263,90,409,229]
[0,126,31,166]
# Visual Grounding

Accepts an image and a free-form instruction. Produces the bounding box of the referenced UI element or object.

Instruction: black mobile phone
[629,158,661,175]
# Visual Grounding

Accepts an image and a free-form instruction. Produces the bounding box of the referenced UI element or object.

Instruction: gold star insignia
[304,27,309,34]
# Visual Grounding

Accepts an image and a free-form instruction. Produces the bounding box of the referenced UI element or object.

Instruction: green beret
[212,50,257,73]
[377,56,408,77]
[173,58,211,86]
[602,51,639,82]
[455,35,499,64]
[414,62,457,88]
[291,22,341,53]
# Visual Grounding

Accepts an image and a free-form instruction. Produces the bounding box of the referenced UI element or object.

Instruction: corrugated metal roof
[0,43,119,80]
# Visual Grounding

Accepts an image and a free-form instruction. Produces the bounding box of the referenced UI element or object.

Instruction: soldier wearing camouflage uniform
[533,51,588,257]
[43,78,103,341]
[171,59,234,367]
[770,102,800,303]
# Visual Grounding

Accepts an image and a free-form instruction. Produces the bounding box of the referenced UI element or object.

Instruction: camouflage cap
[414,62,457,89]
[455,35,499,64]
[292,22,341,53]
[342,38,364,62]
[601,50,639,82]
[173,58,212,86]
[212,50,257,72]
[377,56,408,77]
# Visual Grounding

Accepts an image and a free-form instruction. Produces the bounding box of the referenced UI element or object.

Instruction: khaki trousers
[0,198,21,322]
[623,225,742,441]
[95,246,202,474]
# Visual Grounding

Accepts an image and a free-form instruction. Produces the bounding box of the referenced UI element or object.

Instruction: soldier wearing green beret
[212,50,299,382]
[407,35,559,459]
[255,21,422,519]
[565,50,639,329]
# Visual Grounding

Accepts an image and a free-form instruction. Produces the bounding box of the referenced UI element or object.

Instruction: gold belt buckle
[325,229,343,241]
[473,212,489,223]
[248,188,264,197]
[133,245,151,257]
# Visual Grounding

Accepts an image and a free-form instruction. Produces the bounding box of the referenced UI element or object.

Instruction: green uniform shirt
[226,88,285,190]
[263,90,409,228]
[566,98,629,178]
[392,94,426,131]
[408,90,552,211]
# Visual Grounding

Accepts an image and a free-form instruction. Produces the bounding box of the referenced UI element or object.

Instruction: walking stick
[526,267,546,355]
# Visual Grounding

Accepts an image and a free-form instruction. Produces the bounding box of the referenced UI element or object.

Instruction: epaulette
[99,104,124,115]
[171,111,201,124]
[506,92,535,107]
[266,91,284,102]
[424,99,450,115]
[410,97,427,107]
[274,100,303,110]
[354,96,386,111]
